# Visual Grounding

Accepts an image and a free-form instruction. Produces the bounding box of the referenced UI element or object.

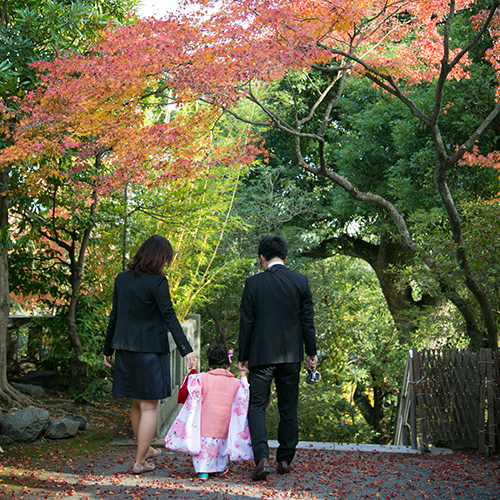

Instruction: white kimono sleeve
[227,378,253,461]
[164,373,202,455]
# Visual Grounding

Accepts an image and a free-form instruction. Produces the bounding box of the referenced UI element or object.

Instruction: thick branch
[318,71,346,137]
[140,84,169,101]
[430,1,455,125]
[28,219,72,253]
[219,104,270,128]
[246,88,324,141]
[449,103,500,168]
[302,145,484,346]
[317,47,430,125]
[1,0,8,28]
[310,63,351,73]
[304,163,417,251]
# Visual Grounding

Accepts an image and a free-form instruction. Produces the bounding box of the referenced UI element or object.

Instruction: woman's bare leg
[131,398,159,465]
[131,399,141,440]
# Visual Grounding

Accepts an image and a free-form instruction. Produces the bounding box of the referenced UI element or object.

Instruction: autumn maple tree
[0,0,136,405]
[1,11,260,392]
[158,0,500,438]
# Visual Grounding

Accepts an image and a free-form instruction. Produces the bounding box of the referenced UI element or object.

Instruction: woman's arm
[103,280,118,356]
[154,276,197,361]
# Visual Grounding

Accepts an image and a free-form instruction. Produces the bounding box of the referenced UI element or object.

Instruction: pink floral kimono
[164,372,253,473]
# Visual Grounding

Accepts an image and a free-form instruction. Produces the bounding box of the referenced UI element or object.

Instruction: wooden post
[478,348,487,455]
[393,352,410,446]
[485,349,495,456]
[413,348,429,451]
[494,352,500,453]
[410,349,417,450]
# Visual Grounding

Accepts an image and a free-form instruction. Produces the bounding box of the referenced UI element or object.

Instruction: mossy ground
[1,393,133,498]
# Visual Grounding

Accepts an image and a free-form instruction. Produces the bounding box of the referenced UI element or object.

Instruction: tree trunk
[64,185,98,389]
[0,166,32,406]
[1,0,8,28]
[434,168,498,349]
[122,184,130,271]
[204,306,239,344]
[65,252,87,389]
[307,234,434,338]
[353,377,392,444]
[308,232,486,349]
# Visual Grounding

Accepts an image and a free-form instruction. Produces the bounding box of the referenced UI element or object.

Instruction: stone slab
[111,435,452,455]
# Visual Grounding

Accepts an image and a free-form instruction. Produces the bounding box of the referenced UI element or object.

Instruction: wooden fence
[394,348,500,456]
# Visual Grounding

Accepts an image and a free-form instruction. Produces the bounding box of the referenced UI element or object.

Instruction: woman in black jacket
[103,235,198,474]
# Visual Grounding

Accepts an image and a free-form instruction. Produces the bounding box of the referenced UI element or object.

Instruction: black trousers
[248,362,301,464]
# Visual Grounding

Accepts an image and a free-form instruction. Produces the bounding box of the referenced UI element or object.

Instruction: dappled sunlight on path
[1,445,499,499]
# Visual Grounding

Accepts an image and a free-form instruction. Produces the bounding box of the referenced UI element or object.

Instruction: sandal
[145,448,162,460]
[132,462,155,474]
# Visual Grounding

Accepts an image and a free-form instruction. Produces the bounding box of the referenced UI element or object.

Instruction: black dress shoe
[277,461,293,474]
[252,457,271,481]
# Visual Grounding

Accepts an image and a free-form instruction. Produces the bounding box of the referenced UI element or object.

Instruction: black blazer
[238,264,316,368]
[103,270,193,357]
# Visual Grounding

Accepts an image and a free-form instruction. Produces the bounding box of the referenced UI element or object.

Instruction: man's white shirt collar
[267,261,285,269]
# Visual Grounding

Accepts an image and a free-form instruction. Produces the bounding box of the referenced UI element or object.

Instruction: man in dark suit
[238,235,318,481]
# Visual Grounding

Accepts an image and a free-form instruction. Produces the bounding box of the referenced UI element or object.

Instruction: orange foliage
[461,145,500,170]
[0,15,259,196]
[169,0,476,92]
[1,0,498,193]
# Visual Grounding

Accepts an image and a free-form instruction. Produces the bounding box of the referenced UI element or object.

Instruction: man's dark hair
[206,342,230,369]
[127,235,174,276]
[258,235,287,261]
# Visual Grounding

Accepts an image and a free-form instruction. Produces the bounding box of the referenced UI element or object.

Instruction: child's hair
[206,343,230,369]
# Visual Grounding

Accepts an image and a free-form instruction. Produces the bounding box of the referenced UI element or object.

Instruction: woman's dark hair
[258,235,287,261]
[206,342,230,369]
[127,235,174,276]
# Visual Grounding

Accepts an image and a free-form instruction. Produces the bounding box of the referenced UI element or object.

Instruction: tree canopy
[157,0,500,349]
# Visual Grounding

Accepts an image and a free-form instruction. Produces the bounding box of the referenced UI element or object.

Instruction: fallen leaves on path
[1,447,499,499]
[1,398,499,499]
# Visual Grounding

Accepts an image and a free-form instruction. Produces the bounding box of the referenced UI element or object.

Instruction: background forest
[1,0,500,445]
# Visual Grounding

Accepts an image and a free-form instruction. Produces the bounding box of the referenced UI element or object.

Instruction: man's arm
[238,279,254,365]
[300,277,317,358]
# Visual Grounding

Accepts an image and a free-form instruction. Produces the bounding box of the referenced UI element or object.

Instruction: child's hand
[186,352,198,370]
[238,360,248,380]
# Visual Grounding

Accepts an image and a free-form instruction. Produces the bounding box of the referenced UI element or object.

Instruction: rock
[11,383,46,399]
[66,414,88,431]
[18,370,62,390]
[1,407,50,443]
[45,417,80,439]
[0,435,14,446]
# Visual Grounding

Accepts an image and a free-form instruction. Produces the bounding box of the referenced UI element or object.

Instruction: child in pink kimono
[165,343,253,479]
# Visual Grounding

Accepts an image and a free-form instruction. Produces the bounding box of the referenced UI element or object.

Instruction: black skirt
[112,350,171,400]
